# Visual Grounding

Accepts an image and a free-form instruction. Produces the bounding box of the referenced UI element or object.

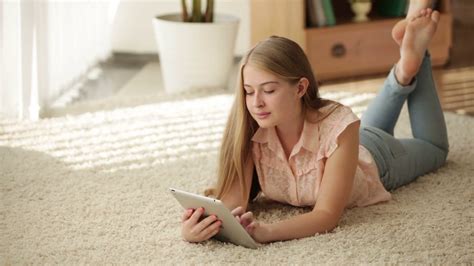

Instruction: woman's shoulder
[310,100,360,157]
[307,99,355,125]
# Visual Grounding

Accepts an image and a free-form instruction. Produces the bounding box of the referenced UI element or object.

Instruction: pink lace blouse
[251,103,392,208]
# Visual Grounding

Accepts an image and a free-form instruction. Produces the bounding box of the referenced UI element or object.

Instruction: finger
[188,207,205,224]
[199,220,222,241]
[240,212,254,227]
[191,214,218,235]
[181,208,194,222]
[240,211,253,220]
[231,206,245,216]
[246,221,257,233]
[202,227,220,241]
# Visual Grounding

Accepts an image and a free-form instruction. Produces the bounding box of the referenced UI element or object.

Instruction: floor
[69,1,474,115]
[68,53,158,104]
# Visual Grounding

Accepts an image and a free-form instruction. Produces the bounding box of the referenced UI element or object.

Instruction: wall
[111,0,250,56]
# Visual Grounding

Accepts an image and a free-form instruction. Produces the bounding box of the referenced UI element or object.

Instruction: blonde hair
[205,36,339,200]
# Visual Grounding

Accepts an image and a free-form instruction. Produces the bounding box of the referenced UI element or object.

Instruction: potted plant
[349,0,372,22]
[153,0,239,94]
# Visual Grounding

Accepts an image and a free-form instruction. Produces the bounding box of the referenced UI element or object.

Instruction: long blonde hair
[205,36,338,200]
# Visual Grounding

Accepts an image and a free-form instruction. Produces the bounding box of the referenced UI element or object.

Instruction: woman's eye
[245,91,254,95]
[264,90,275,94]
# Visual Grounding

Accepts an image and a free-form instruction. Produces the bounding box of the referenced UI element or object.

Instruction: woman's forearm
[221,196,247,212]
[266,210,339,242]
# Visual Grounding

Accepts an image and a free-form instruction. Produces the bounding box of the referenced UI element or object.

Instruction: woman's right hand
[181,207,222,243]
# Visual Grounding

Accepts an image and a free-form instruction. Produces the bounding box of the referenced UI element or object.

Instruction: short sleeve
[324,105,360,158]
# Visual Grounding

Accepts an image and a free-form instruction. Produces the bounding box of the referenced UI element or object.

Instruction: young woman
[181,3,449,244]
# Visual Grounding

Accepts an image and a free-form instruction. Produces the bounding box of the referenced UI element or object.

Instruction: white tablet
[169,188,259,249]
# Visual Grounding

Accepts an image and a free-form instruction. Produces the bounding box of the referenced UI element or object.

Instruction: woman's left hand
[231,207,272,243]
[238,211,272,243]
[245,219,272,243]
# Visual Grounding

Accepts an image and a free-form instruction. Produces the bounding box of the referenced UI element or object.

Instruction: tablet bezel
[169,187,259,249]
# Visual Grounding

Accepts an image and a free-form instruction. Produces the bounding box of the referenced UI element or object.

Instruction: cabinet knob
[331,43,346,58]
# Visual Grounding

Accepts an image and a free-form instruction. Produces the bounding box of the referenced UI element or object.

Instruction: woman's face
[243,64,304,129]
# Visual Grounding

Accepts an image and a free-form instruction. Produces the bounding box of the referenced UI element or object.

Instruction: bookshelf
[250,0,452,81]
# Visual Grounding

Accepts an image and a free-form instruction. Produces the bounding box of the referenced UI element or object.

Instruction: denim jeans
[359,53,449,191]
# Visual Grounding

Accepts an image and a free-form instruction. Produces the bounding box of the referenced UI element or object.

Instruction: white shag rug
[1,90,473,264]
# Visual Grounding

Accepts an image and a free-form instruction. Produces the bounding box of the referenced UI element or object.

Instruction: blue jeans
[359,53,449,191]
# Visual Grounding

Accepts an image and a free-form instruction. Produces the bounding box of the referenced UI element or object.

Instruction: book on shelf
[306,0,335,28]
[376,0,440,17]
[315,0,326,26]
[306,0,316,27]
[306,0,325,27]
[321,0,336,26]
[376,0,408,17]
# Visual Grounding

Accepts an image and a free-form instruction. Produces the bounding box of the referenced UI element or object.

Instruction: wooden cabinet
[250,0,452,81]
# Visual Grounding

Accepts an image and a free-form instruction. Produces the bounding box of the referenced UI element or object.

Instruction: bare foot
[392,0,433,46]
[395,10,440,85]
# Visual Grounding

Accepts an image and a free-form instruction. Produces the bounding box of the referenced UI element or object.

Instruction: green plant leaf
[192,0,202,22]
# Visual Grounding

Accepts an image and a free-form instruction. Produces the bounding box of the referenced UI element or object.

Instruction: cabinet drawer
[306,15,452,81]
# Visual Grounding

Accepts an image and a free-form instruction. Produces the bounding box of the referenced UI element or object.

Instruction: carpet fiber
[1,90,473,264]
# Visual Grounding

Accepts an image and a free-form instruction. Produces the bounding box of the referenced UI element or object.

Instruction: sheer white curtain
[0,0,118,120]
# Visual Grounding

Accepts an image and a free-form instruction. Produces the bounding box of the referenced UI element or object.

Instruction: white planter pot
[153,14,239,94]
